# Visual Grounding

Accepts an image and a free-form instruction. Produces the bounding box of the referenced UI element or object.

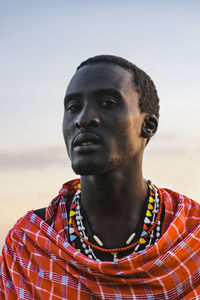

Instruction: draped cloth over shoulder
[0,179,200,299]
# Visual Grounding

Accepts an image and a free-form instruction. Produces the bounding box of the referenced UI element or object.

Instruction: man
[0,55,200,299]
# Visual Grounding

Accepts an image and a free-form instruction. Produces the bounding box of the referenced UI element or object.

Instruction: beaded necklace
[68,181,163,262]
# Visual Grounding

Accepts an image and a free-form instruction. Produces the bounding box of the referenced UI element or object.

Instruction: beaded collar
[68,181,164,262]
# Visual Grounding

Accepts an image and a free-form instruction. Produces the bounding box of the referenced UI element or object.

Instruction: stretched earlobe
[141,114,158,139]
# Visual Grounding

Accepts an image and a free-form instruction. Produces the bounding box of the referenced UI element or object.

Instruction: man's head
[63,55,159,175]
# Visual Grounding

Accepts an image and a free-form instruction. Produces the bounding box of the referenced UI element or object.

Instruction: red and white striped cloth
[0,179,200,299]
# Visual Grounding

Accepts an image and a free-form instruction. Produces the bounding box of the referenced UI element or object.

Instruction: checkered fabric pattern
[0,179,200,299]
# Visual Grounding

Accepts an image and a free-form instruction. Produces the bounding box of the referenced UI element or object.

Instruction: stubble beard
[71,156,120,176]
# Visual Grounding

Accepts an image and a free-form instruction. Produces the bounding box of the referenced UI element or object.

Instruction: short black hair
[77,55,160,119]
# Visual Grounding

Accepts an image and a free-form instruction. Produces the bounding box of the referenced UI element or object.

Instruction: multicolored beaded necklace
[68,181,164,262]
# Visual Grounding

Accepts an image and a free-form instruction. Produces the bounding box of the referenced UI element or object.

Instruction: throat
[80,173,148,216]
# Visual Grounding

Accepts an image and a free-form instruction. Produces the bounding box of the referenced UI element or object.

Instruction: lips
[73,133,102,153]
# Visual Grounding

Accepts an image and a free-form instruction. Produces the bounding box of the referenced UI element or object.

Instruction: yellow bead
[77,249,81,252]
[139,238,146,244]
[68,218,72,224]
[69,210,76,217]
[78,184,81,189]
[148,203,154,210]
[146,210,152,217]
[149,196,154,203]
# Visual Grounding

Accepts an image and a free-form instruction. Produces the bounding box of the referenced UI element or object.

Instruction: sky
[1,0,200,250]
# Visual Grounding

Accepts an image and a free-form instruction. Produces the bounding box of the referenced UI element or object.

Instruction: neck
[81,169,147,212]
[80,164,148,248]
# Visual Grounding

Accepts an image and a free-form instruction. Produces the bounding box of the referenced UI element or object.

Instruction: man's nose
[74,105,100,129]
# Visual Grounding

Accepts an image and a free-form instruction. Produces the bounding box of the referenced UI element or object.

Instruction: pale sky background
[1,0,200,250]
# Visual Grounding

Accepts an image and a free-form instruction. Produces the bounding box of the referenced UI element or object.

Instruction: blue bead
[141,230,147,237]
[70,235,77,242]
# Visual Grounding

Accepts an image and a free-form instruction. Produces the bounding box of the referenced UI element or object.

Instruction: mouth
[73,133,102,153]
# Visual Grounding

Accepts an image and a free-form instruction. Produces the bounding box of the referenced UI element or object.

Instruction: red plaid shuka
[0,179,200,299]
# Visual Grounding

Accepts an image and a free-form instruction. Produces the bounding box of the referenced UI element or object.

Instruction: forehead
[66,63,134,95]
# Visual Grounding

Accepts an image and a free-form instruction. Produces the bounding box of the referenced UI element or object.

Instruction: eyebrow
[64,88,123,103]
[64,93,82,104]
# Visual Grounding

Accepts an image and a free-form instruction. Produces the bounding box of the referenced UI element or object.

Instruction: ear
[141,114,158,140]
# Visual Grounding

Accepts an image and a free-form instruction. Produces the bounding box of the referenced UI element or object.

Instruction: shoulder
[33,207,46,220]
[159,187,200,209]
[159,187,200,230]
[32,179,80,221]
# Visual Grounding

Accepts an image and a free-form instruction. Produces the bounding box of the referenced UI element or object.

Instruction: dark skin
[63,63,158,253]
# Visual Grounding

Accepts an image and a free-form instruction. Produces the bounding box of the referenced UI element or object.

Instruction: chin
[71,157,119,176]
[71,161,102,175]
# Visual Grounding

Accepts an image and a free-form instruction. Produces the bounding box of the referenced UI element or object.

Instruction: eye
[100,98,117,109]
[65,101,81,113]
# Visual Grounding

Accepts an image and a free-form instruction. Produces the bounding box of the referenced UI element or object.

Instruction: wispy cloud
[147,133,200,156]
[0,147,69,169]
[1,135,200,170]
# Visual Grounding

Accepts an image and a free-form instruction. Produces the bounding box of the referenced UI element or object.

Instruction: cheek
[63,115,72,137]
[116,119,142,147]
[62,120,72,151]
